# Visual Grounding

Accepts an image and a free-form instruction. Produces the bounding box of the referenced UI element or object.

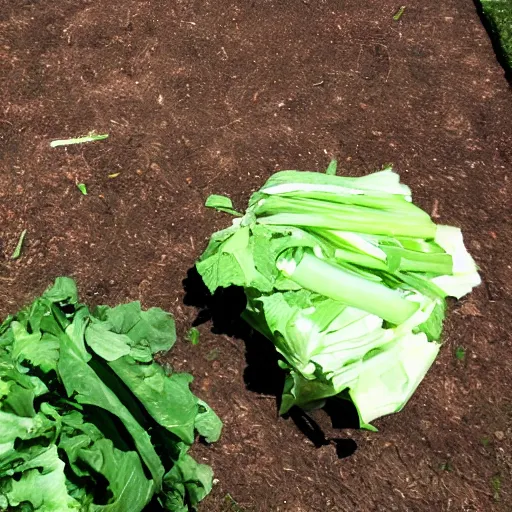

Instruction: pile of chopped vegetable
[0,278,221,511]
[480,0,512,72]
[196,161,480,429]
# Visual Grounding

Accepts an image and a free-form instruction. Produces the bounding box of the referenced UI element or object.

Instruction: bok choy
[196,161,480,429]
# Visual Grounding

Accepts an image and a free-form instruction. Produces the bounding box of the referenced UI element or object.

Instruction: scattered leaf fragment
[50,132,109,148]
[11,229,27,260]
[186,327,200,345]
[77,183,87,195]
[393,6,406,21]
[325,159,337,175]
[439,460,453,472]
[205,348,220,361]
[205,195,242,216]
[491,474,501,501]
[224,493,245,512]
[455,346,466,361]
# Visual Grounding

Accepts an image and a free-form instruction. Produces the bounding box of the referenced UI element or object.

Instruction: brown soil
[1,0,511,511]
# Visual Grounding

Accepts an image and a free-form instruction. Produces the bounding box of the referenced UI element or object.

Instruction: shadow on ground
[183,267,358,460]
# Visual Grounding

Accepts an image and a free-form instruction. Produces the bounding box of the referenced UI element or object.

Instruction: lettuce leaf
[0,278,221,511]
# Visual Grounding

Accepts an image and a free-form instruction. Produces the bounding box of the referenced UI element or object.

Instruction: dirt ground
[1,0,511,510]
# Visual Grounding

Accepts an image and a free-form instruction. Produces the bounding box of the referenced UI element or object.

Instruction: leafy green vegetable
[3,445,81,511]
[196,160,480,429]
[161,454,214,512]
[0,278,221,511]
[480,0,512,72]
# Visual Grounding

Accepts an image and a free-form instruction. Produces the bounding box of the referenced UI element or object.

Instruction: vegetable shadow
[182,266,283,397]
[183,266,358,460]
[472,0,512,82]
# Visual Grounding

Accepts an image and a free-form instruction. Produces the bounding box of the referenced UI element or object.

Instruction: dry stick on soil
[431,198,440,218]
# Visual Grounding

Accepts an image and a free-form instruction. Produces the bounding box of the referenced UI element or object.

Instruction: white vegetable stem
[278,250,419,325]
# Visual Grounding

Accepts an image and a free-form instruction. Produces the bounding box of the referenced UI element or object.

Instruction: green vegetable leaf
[162,453,214,511]
[2,445,81,511]
[196,226,268,293]
[195,399,223,443]
[11,322,59,373]
[131,307,177,354]
[92,303,176,356]
[108,357,199,445]
[67,436,154,512]
[205,194,242,216]
[85,323,132,361]
[43,277,79,305]
[94,302,142,333]
[347,332,440,426]
[58,327,165,488]
[455,346,466,361]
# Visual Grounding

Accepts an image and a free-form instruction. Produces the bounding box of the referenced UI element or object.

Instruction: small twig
[431,198,440,218]
[208,118,242,132]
